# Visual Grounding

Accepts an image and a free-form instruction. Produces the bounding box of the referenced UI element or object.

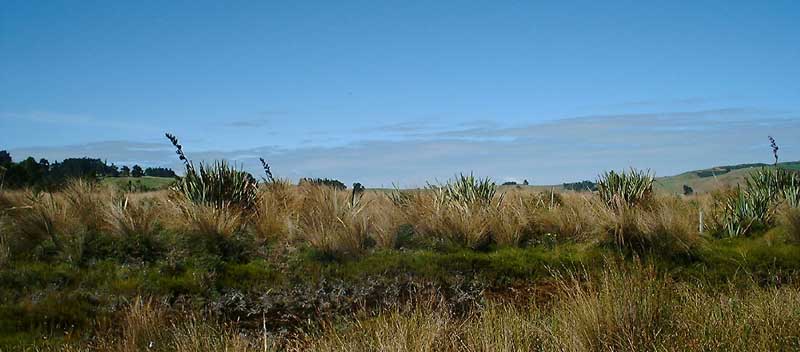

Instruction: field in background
[655,161,800,194]
[100,176,175,191]
[517,161,800,195]
[91,161,800,195]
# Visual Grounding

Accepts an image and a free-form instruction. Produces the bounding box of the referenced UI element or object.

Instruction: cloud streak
[8,108,800,187]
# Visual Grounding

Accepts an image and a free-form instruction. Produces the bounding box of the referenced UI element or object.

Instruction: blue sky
[1,1,799,186]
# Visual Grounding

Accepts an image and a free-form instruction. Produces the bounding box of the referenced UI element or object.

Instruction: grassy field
[100,176,175,191]
[527,161,800,195]
[655,161,800,194]
[1,167,799,350]
[94,161,800,196]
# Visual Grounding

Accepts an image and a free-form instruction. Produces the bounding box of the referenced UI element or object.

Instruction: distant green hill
[655,161,800,194]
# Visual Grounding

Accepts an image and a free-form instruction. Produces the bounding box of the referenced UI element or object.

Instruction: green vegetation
[101,176,175,191]
[0,150,177,192]
[2,145,800,350]
[166,133,258,210]
[715,167,800,237]
[655,160,800,194]
[596,168,654,209]
[563,180,597,192]
[298,177,348,190]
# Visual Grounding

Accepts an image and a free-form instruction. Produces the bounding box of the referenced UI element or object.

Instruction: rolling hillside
[655,161,800,194]
[95,161,800,195]
[521,161,800,195]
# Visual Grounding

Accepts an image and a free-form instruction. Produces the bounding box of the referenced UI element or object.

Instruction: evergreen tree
[131,165,144,177]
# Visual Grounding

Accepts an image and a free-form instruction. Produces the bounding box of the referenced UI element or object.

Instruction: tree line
[0,150,176,189]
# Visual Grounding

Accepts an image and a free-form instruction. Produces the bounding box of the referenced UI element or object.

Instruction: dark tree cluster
[503,180,529,186]
[563,180,597,192]
[299,177,347,190]
[0,150,175,189]
[144,167,177,178]
[1,153,116,189]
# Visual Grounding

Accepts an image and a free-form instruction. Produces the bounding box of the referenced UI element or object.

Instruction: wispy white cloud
[8,108,800,187]
[225,118,272,128]
[0,111,148,131]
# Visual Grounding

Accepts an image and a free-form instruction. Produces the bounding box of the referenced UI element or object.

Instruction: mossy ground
[2,227,799,349]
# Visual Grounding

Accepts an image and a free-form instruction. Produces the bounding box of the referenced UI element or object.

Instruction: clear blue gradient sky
[1,1,799,186]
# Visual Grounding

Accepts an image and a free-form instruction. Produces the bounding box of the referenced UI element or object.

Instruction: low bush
[596,168,654,210]
[166,133,259,210]
[716,167,800,237]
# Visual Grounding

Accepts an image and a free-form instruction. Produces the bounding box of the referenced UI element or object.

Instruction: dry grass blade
[297,185,370,256]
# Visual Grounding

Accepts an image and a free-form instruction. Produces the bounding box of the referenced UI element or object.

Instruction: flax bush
[717,167,800,237]
[166,133,258,210]
[596,168,654,210]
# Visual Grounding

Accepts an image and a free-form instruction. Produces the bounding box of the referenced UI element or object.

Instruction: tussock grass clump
[306,304,458,351]
[594,195,703,256]
[548,263,672,351]
[171,201,243,239]
[5,191,75,258]
[535,192,702,256]
[252,179,297,243]
[672,284,800,350]
[367,195,406,249]
[532,193,605,243]
[407,192,492,249]
[780,207,800,243]
[633,196,702,255]
[596,168,654,210]
[116,297,170,352]
[399,174,504,249]
[486,196,531,247]
[60,179,111,235]
[460,301,545,350]
[296,185,370,256]
[103,194,162,238]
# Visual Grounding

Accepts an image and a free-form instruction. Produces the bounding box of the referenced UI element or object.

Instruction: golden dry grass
[0,182,736,260]
[295,185,371,256]
[780,206,800,243]
[298,265,800,352]
[251,180,298,243]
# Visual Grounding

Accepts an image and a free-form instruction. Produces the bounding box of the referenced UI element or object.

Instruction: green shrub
[596,168,654,210]
[166,133,258,210]
[431,173,500,207]
[744,167,798,202]
[717,167,800,237]
[718,186,772,237]
[173,160,258,210]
